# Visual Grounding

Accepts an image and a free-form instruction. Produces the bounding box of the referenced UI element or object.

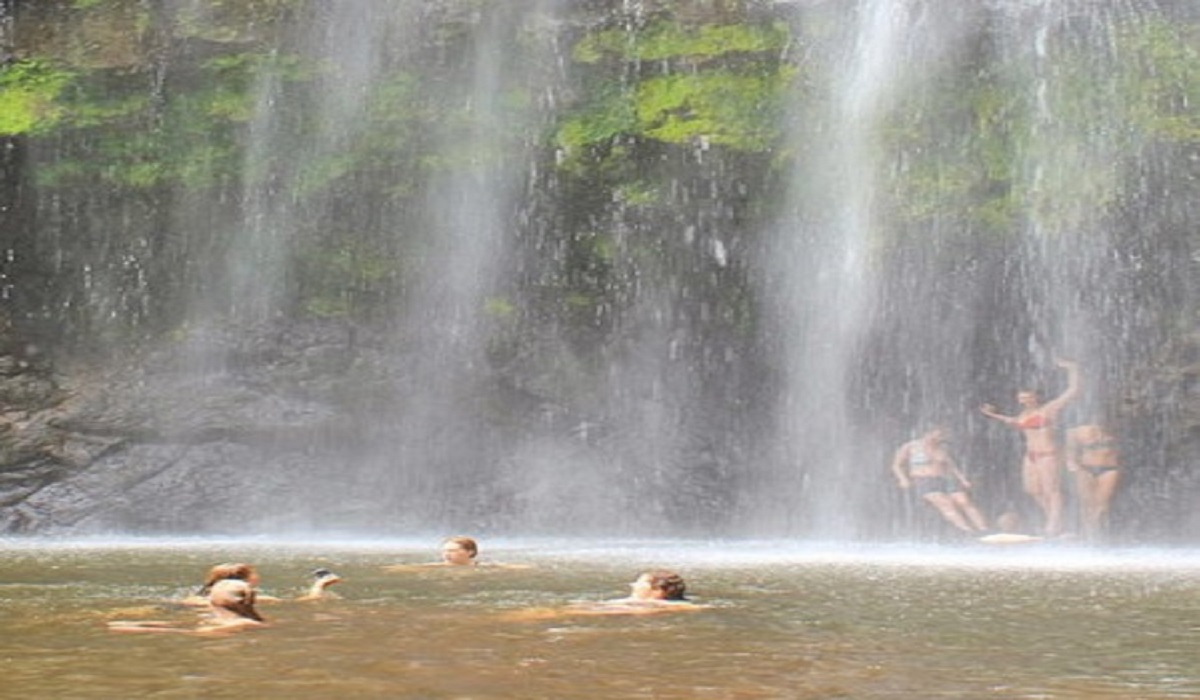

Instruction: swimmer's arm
[293,591,337,602]
[575,602,709,616]
[109,621,262,636]
[1063,429,1081,471]
[980,404,1016,425]
[383,562,530,572]
[107,621,196,634]
[941,452,971,488]
[890,445,911,488]
[294,574,342,601]
[497,606,563,622]
[1044,359,1081,414]
[381,562,448,572]
[568,599,709,616]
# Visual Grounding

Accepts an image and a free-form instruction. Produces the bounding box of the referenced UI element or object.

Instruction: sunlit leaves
[634,68,790,149]
[0,61,73,135]
[1115,19,1200,142]
[573,21,789,64]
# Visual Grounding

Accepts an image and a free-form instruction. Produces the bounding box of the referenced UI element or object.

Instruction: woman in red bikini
[1065,421,1120,541]
[980,358,1080,537]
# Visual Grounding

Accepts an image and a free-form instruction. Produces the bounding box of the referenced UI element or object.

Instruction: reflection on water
[1,539,1198,699]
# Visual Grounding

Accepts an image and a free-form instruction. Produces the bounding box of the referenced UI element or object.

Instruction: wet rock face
[1,315,1198,537]
[0,318,380,533]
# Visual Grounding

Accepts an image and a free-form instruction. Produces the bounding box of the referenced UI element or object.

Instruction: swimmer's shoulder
[382,561,532,572]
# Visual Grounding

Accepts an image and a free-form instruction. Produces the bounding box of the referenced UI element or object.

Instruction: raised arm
[979,403,1016,426]
[295,569,342,601]
[890,444,911,489]
[1063,428,1081,472]
[1042,359,1081,415]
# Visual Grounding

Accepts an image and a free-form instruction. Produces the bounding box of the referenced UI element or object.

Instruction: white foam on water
[5,535,1199,573]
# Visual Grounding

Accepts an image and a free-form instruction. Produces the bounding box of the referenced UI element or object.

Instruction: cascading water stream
[999,0,1152,399]
[759,0,962,537]
[366,3,556,524]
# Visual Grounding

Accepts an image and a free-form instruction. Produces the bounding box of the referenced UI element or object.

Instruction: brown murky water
[1,539,1197,699]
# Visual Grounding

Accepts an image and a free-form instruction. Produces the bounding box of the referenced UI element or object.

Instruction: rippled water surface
[2,538,1198,699]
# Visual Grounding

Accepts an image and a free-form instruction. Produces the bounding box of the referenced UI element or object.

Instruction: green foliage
[556,85,638,150]
[173,0,302,43]
[574,21,789,64]
[635,68,790,149]
[558,19,792,157]
[297,241,397,320]
[556,65,791,154]
[206,51,319,86]
[1116,20,1200,142]
[615,181,660,206]
[0,61,73,135]
[29,48,326,189]
[484,297,516,317]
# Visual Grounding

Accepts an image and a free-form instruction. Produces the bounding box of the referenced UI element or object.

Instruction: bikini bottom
[912,476,961,497]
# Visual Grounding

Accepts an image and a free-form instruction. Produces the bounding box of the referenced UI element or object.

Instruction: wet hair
[198,563,257,595]
[209,579,264,622]
[645,570,687,601]
[443,536,478,558]
[923,424,949,439]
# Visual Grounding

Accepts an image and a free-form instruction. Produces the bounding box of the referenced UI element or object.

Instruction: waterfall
[757,1,968,536]
[755,0,1191,539]
[1,0,1197,539]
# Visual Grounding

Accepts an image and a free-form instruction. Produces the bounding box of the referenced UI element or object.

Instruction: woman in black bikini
[1065,422,1120,541]
[980,358,1080,537]
[891,426,989,535]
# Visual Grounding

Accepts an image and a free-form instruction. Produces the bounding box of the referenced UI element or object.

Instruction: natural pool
[1,538,1198,699]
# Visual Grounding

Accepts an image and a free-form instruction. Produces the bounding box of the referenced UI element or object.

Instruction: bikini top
[1079,437,1117,451]
[1015,413,1050,430]
[908,443,933,466]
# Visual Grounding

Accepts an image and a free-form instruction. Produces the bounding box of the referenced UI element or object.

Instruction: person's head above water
[200,563,260,594]
[629,570,687,601]
[441,536,478,565]
[208,579,264,622]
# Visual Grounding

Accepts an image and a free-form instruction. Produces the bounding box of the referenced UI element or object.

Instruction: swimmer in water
[109,579,265,635]
[381,536,478,571]
[180,562,278,606]
[382,537,529,571]
[439,536,479,566]
[181,563,339,604]
[295,568,344,601]
[981,358,1080,536]
[506,570,707,620]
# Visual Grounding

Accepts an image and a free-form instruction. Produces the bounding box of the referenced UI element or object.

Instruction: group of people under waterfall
[892,358,1122,542]
[107,537,700,635]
